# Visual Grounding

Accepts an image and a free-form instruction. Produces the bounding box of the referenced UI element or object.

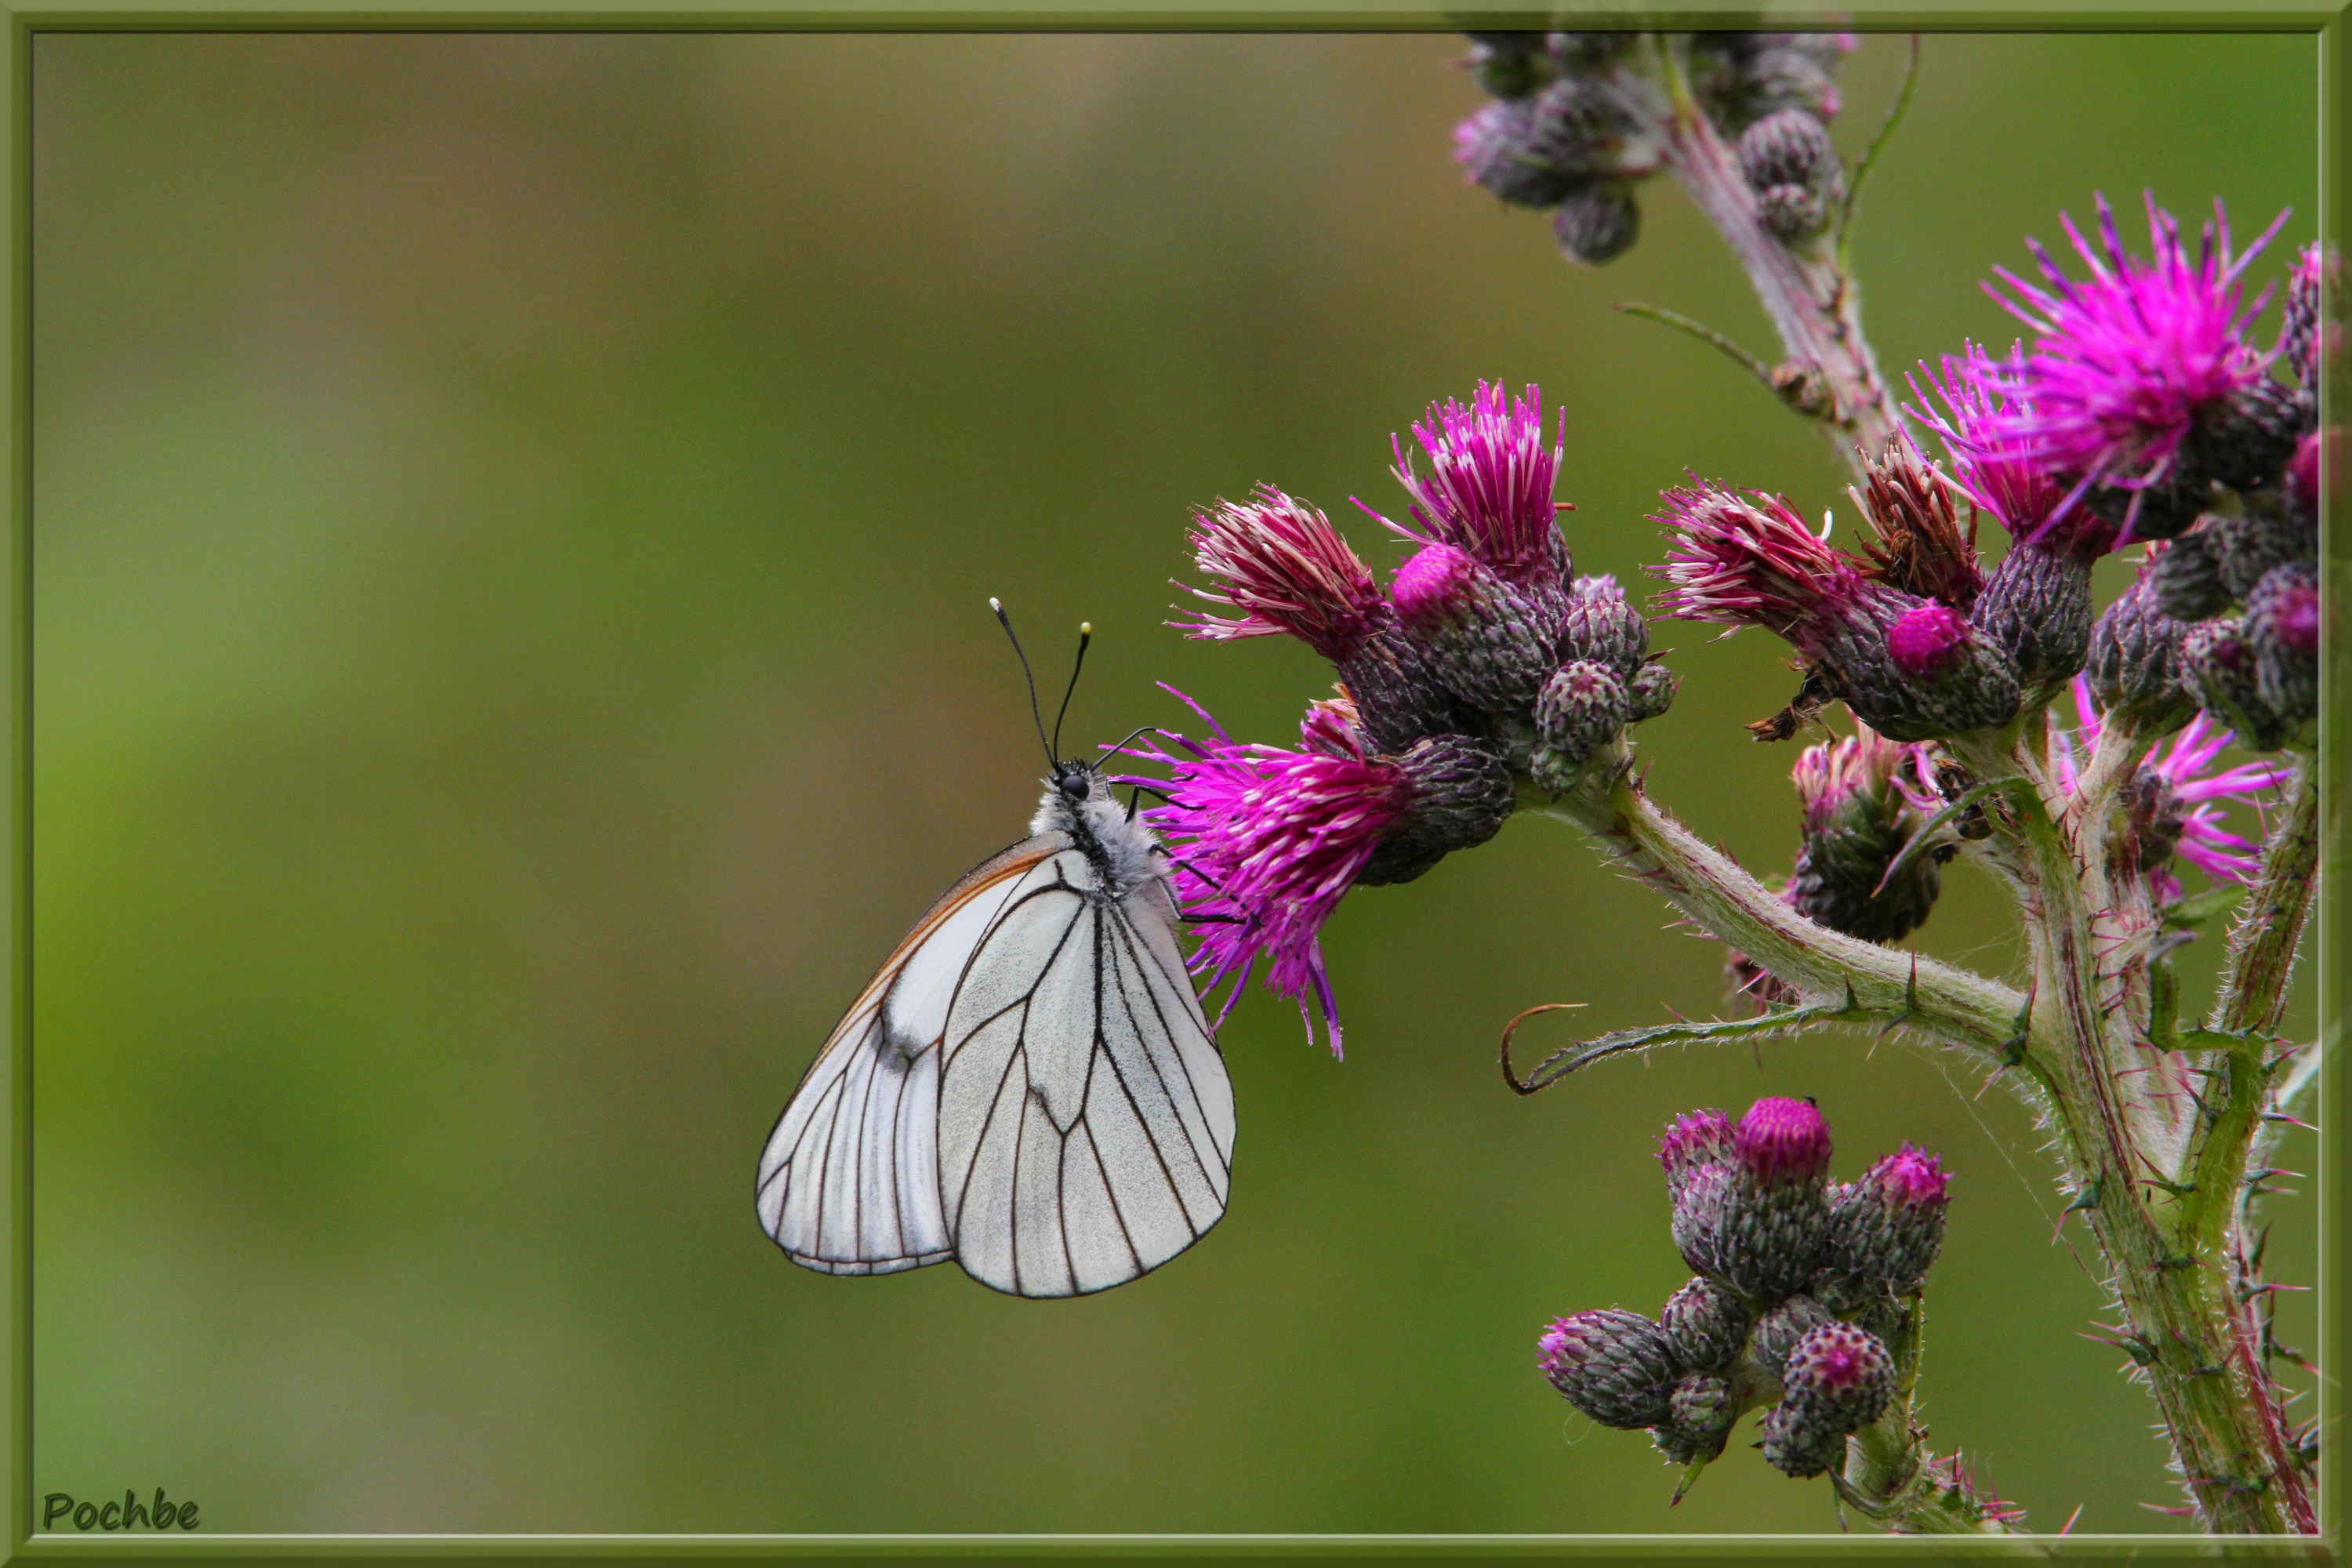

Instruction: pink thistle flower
[1866,1143,1950,1210]
[1180,486,1386,662]
[1790,721,1932,832]
[1884,601,1970,681]
[1650,478,1864,641]
[1976,193,2288,495]
[1657,1108,1733,1197]
[1123,690,1414,1058]
[2053,676,2288,898]
[1373,381,1565,582]
[1733,1096,1834,1189]
[1908,343,2111,556]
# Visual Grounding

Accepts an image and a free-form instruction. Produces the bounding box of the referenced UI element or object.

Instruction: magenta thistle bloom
[1374,381,1565,582]
[1651,479,1861,638]
[1790,721,1934,830]
[1909,343,2101,555]
[1975,192,2288,494]
[1733,1096,1834,1189]
[1125,691,1413,1057]
[1865,1144,1950,1210]
[1884,601,1969,681]
[2053,676,2288,898]
[1181,486,1386,661]
[1658,1108,1733,1196]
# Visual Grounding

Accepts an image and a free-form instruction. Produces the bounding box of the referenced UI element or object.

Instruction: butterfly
[754,604,1236,1298]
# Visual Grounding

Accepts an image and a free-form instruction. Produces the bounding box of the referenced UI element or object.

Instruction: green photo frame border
[0,7,2339,1560]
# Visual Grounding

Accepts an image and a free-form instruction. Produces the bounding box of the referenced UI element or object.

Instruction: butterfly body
[757,762,1236,1298]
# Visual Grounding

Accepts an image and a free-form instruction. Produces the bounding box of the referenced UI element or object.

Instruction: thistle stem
[1947,733,2314,1534]
[1523,762,2025,1067]
[2210,759,2321,1035]
[1652,40,1904,474]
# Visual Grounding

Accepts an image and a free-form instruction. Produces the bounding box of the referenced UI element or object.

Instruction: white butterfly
[754,612,1236,1298]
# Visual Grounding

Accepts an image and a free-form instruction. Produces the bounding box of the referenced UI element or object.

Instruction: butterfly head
[1052,758,1099,807]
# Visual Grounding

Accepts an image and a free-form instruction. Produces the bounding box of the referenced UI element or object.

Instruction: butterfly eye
[1059,768,1091,802]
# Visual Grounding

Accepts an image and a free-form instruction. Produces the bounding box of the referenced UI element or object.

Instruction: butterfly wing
[755,834,1068,1276]
[937,854,1236,1298]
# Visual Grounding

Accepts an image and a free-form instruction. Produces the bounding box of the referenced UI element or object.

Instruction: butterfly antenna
[1049,622,1092,761]
[990,597,1054,770]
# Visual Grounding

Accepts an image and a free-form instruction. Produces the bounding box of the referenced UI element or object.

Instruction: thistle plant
[1120,32,2331,1535]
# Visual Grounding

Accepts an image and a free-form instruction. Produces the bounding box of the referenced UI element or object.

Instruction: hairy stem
[1653,39,1904,477]
[1950,731,2314,1534]
[1523,760,2024,1064]
[2211,760,2321,1035]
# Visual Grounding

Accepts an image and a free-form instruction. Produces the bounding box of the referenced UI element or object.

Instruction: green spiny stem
[1951,732,2314,1534]
[2211,760,2321,1036]
[1522,764,2024,1065]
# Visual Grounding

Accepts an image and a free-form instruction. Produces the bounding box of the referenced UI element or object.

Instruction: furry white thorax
[1030,771,1166,900]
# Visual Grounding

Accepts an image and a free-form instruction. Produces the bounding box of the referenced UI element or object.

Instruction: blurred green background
[32,30,2318,1536]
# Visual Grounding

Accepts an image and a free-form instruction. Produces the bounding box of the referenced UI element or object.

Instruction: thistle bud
[1971,544,2094,705]
[1716,1098,1834,1300]
[1337,623,1479,756]
[1755,184,1828,243]
[1764,1321,1894,1476]
[1552,182,1640,266]
[2086,566,2198,734]
[1748,1294,1835,1381]
[1813,1145,1950,1311]
[1391,543,1563,713]
[2179,377,2306,495]
[1653,1372,1737,1465]
[1627,659,1680,724]
[2285,428,2328,524]
[1454,100,1580,209]
[1530,659,1631,790]
[2150,529,2232,623]
[1788,726,1943,944]
[1658,1109,1733,1199]
[2277,241,2328,389]
[1526,76,1659,181]
[1670,1163,1729,1282]
[1737,109,1836,193]
[1537,1309,1680,1428]
[2208,503,2310,604]
[1759,1403,1843,1480]
[1356,733,1518,887]
[2246,560,2320,728]
[1660,1276,1752,1374]
[2182,617,2291,752]
[1562,573,1647,675]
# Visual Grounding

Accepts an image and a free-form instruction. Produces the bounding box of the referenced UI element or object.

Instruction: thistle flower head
[1909,343,2101,555]
[1537,1308,1679,1429]
[1884,601,1970,681]
[1976,193,2288,496]
[1651,479,1863,639]
[1789,722,1922,833]
[1865,1143,1949,1210]
[1388,542,1486,629]
[2053,676,2288,896]
[1380,382,1565,581]
[1657,1108,1733,1194]
[1181,487,1386,661]
[1124,691,1414,1057]
[1733,1096,1834,1189]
